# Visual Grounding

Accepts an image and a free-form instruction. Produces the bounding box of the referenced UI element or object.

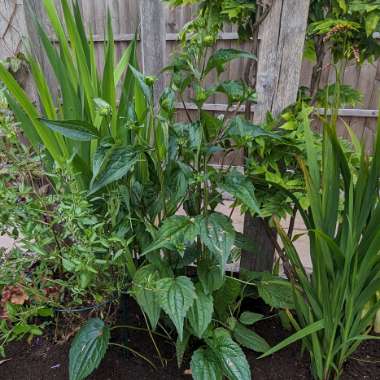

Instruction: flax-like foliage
[0,0,144,192]
[264,103,380,380]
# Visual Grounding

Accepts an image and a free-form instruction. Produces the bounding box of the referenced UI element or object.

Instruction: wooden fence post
[139,0,166,106]
[241,0,310,272]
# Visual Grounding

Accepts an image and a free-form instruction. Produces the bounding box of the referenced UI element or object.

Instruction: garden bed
[1,299,379,380]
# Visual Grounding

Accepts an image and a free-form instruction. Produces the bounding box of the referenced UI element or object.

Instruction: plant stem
[142,311,165,367]
[109,342,157,370]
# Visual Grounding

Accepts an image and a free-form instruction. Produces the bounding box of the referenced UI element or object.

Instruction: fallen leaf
[184,369,192,376]
[1,285,29,305]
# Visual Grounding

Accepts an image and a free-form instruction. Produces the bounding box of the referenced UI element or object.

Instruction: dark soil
[1,299,379,380]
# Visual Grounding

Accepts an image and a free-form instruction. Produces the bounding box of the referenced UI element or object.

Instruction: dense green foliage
[0,1,380,380]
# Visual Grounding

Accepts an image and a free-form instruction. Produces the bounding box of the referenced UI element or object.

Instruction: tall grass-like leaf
[102,11,117,137]
[275,100,380,379]
[1,1,140,193]
[258,320,325,359]
[0,64,63,162]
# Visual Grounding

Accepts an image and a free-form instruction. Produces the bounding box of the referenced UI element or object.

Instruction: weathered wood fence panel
[0,1,379,143]
[0,0,26,60]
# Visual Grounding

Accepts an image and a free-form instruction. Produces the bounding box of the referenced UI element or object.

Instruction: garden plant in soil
[0,1,380,380]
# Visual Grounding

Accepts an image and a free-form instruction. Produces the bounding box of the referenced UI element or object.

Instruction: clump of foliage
[66,2,299,379]
[261,104,380,380]
[0,0,146,196]
[307,0,380,99]
[0,139,131,356]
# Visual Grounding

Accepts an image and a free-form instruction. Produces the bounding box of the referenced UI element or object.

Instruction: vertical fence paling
[140,0,166,106]
[241,0,311,273]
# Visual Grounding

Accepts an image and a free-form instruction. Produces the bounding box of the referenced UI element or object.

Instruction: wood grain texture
[242,0,310,273]
[140,0,166,104]
[0,1,378,120]
[254,0,311,121]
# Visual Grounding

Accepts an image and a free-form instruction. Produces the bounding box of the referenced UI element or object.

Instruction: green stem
[110,325,171,341]
[142,312,165,367]
[109,342,157,370]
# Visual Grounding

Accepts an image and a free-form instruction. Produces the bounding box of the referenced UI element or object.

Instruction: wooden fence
[0,0,379,146]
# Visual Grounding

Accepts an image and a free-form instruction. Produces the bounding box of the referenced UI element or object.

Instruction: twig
[180,94,193,123]
[262,219,296,285]
[109,343,157,370]
[142,311,165,367]
[287,206,297,239]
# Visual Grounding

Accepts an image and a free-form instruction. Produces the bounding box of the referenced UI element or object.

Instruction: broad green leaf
[89,145,143,194]
[191,348,222,380]
[216,80,256,105]
[209,328,251,380]
[213,277,241,320]
[258,320,324,359]
[156,276,196,340]
[69,318,110,380]
[228,116,280,141]
[197,252,225,294]
[132,265,161,329]
[199,213,235,276]
[188,284,213,338]
[220,170,260,215]
[142,215,200,256]
[365,12,380,36]
[239,311,264,326]
[205,49,256,75]
[232,320,270,353]
[257,277,295,309]
[39,119,100,141]
[200,111,223,141]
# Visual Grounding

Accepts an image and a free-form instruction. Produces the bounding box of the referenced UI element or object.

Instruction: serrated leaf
[142,215,200,256]
[232,321,270,353]
[39,118,100,141]
[69,319,110,380]
[156,276,196,341]
[132,264,161,329]
[205,49,256,75]
[220,170,260,215]
[199,213,235,277]
[197,252,225,294]
[89,145,143,194]
[239,311,264,326]
[209,328,251,380]
[191,348,222,380]
[213,277,241,320]
[188,284,213,338]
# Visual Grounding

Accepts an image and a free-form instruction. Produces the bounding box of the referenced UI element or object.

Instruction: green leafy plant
[0,0,144,194]
[307,0,380,99]
[261,104,380,380]
[69,319,110,380]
